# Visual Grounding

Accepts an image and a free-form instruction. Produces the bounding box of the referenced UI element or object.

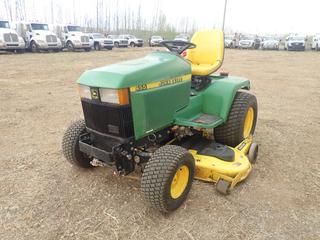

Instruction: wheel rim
[170,165,189,199]
[243,107,254,138]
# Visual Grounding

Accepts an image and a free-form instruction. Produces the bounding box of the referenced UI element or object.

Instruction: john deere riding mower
[62,29,258,213]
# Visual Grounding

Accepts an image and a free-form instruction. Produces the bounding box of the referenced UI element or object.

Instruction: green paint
[174,76,250,128]
[77,51,191,88]
[76,50,250,140]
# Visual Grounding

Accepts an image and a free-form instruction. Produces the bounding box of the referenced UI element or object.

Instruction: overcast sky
[1,0,319,35]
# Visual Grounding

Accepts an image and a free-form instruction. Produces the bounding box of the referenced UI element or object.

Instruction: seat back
[187,29,224,76]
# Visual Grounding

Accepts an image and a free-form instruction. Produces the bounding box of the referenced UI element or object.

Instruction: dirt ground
[0,48,319,240]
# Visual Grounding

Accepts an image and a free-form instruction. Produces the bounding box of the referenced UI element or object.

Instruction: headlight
[77,85,129,105]
[100,88,129,105]
[78,85,91,99]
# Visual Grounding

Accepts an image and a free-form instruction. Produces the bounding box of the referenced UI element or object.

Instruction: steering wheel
[160,40,196,54]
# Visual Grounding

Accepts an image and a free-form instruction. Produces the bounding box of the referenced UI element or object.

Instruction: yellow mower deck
[189,136,253,192]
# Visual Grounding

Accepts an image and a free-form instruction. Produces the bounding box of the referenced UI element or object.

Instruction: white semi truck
[0,20,26,52]
[16,22,62,52]
[55,25,91,51]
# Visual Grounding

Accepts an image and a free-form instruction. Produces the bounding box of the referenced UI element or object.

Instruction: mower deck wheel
[141,145,195,213]
[216,179,231,195]
[248,142,259,164]
[62,119,93,168]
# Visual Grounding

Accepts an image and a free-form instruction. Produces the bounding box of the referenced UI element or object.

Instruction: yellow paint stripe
[130,74,191,92]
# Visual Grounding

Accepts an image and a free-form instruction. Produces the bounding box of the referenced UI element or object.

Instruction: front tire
[66,41,75,51]
[141,145,195,213]
[214,91,258,147]
[94,42,101,51]
[30,41,39,53]
[62,119,93,168]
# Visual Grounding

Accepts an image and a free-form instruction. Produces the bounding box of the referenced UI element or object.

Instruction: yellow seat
[186,29,224,76]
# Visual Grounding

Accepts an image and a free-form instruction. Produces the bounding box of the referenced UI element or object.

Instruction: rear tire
[130,42,135,47]
[62,119,93,168]
[141,145,195,213]
[214,91,258,147]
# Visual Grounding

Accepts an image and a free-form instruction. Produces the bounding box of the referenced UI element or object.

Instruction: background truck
[88,33,113,50]
[55,25,91,51]
[238,35,261,49]
[0,20,25,52]
[106,35,129,47]
[284,35,306,51]
[16,22,62,52]
[119,34,143,47]
[148,35,163,47]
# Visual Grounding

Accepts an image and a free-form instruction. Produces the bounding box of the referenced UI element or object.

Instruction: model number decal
[130,74,191,92]
[160,77,183,86]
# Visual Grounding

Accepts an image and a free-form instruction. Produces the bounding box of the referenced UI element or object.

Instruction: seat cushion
[191,62,222,76]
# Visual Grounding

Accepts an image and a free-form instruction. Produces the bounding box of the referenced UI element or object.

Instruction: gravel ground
[0,48,319,240]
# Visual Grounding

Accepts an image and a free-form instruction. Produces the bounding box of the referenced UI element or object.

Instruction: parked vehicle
[16,22,62,52]
[238,35,260,49]
[224,35,234,48]
[174,34,190,41]
[311,35,320,51]
[0,20,25,52]
[106,35,128,48]
[88,33,113,50]
[61,29,259,213]
[55,25,91,51]
[120,34,143,47]
[261,36,280,50]
[285,35,306,51]
[148,35,163,47]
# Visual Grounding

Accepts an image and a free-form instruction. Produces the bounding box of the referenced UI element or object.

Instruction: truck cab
[0,20,25,52]
[16,22,62,52]
[58,25,91,51]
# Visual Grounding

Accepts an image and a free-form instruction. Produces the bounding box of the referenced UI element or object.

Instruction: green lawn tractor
[62,29,258,213]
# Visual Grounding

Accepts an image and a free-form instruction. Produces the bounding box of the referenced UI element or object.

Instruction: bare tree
[4,0,13,21]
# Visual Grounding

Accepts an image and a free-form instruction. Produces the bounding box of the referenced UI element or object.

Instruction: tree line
[1,0,199,39]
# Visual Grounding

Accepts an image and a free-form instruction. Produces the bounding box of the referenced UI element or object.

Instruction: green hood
[77,51,191,89]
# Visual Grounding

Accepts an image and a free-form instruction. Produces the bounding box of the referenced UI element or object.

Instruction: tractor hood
[77,51,191,89]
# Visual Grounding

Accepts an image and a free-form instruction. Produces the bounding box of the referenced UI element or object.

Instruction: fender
[202,76,250,122]
[174,76,250,128]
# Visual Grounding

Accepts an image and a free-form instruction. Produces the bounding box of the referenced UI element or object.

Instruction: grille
[138,40,143,43]
[3,33,19,43]
[46,35,57,43]
[81,36,89,43]
[81,99,134,138]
